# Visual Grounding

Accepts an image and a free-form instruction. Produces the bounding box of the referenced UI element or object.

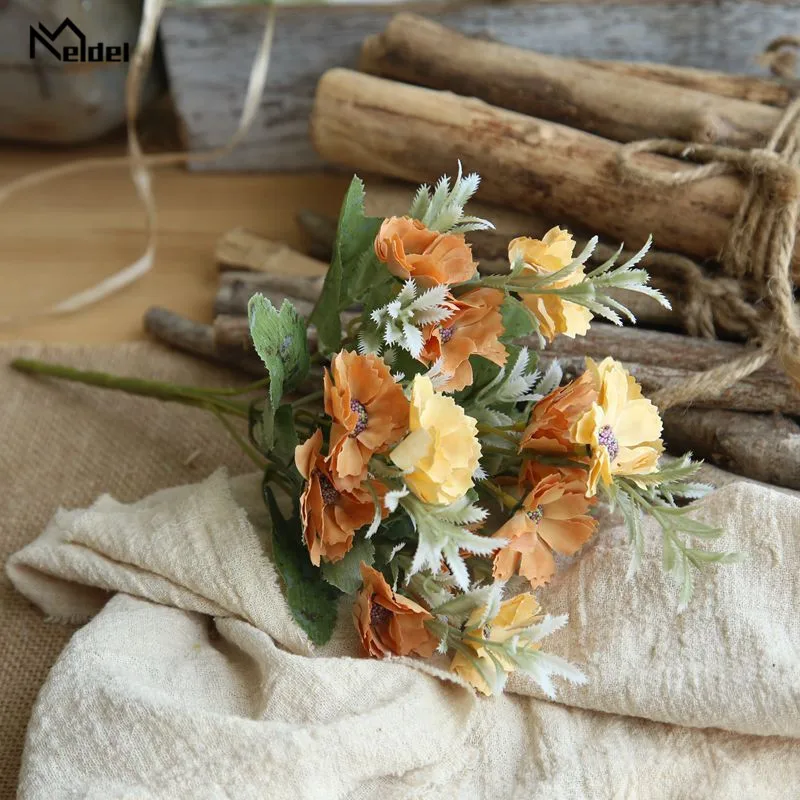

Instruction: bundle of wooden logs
[145,14,800,490]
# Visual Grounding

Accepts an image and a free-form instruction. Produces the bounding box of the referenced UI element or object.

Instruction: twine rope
[0,0,277,327]
[617,91,800,410]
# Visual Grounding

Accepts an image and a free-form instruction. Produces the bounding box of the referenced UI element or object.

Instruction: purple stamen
[439,326,454,344]
[370,601,392,628]
[526,504,544,523]
[316,471,339,506]
[598,425,619,462]
[350,399,369,437]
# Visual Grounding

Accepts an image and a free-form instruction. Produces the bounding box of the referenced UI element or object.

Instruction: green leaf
[310,176,383,352]
[249,396,274,454]
[248,295,310,416]
[271,403,299,466]
[453,355,503,406]
[321,537,375,593]
[249,398,300,471]
[500,295,535,341]
[263,485,341,645]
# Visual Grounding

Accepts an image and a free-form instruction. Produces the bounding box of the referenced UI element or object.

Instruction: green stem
[291,389,324,408]
[11,358,249,418]
[206,377,269,397]
[294,408,329,428]
[479,479,519,510]
[210,408,268,469]
[482,444,519,458]
[477,423,520,445]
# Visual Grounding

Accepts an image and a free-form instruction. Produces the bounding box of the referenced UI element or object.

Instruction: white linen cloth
[7,468,800,799]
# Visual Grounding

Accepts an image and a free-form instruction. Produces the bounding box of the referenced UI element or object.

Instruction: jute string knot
[617,95,800,410]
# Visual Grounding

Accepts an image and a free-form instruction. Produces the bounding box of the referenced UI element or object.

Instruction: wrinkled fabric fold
[7,468,800,798]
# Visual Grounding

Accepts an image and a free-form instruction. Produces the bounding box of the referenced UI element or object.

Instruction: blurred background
[0,0,796,344]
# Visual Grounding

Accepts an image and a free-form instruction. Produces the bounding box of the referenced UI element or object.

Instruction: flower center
[350,399,369,436]
[526,505,544,523]
[598,425,619,462]
[370,600,392,629]
[439,326,454,344]
[316,471,339,506]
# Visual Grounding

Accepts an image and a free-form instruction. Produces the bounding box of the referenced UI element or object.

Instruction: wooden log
[161,2,800,172]
[578,59,793,107]
[212,315,260,357]
[545,324,783,377]
[360,14,782,148]
[661,409,800,491]
[537,354,799,415]
[216,227,327,275]
[311,69,800,277]
[143,307,265,377]
[297,210,338,261]
[215,271,325,317]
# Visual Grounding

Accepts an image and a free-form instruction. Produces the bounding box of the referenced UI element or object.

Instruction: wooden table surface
[0,139,349,344]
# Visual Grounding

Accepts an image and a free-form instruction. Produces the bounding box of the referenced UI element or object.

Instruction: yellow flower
[572,357,664,497]
[509,227,592,342]
[389,375,481,505]
[450,594,541,695]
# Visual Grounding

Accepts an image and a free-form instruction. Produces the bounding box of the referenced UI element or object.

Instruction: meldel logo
[29,17,130,63]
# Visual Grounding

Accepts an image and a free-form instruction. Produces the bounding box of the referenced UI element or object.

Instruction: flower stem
[291,389,324,408]
[10,358,249,418]
[477,423,520,445]
[482,444,519,459]
[479,479,519,510]
[294,407,329,428]
[206,377,270,396]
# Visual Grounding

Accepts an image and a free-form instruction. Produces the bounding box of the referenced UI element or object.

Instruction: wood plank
[0,140,348,344]
[160,0,798,172]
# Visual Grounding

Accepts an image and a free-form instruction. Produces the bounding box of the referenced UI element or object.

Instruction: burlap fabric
[0,342,252,798]
[3,342,800,798]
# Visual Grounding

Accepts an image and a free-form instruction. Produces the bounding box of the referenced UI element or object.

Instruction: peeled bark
[311,69,800,277]
[143,307,265,377]
[361,14,782,149]
[215,271,324,317]
[216,227,326,276]
[545,324,783,377]
[578,59,793,107]
[661,409,800,490]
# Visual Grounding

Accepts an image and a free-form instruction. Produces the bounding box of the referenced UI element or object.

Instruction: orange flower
[295,430,381,566]
[354,563,437,658]
[509,228,593,341]
[520,371,597,455]
[520,461,589,492]
[493,472,597,587]
[375,216,477,287]
[419,288,507,392]
[324,350,409,491]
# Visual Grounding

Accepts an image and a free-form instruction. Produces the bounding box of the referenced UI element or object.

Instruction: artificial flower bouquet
[13,166,740,698]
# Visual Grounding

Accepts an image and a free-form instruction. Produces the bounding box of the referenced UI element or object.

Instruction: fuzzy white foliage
[383,485,409,514]
[465,347,542,430]
[531,359,563,400]
[410,162,494,234]
[431,581,504,627]
[402,495,500,590]
[477,347,540,408]
[513,649,588,699]
[369,281,453,358]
